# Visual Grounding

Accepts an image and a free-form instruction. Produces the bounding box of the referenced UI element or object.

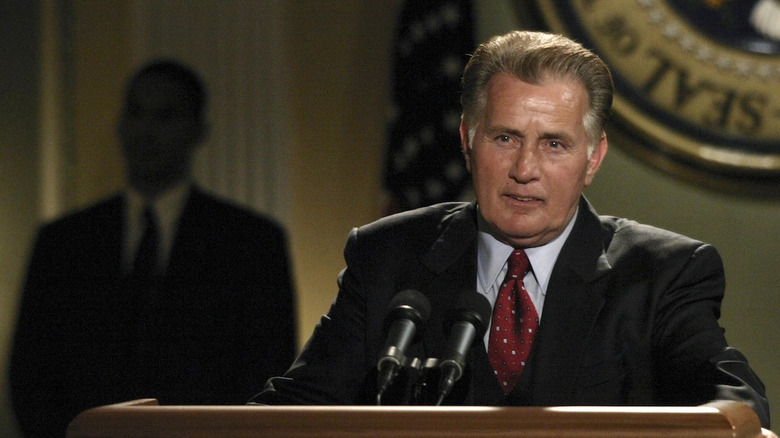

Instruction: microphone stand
[376,356,451,406]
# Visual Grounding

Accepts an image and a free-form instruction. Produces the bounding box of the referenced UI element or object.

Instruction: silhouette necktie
[131,205,159,282]
[488,249,538,393]
[128,206,160,368]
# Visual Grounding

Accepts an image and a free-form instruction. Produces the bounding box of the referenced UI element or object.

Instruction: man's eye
[548,140,562,148]
[497,135,511,142]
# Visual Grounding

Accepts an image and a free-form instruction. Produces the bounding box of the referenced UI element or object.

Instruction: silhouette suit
[11,186,297,437]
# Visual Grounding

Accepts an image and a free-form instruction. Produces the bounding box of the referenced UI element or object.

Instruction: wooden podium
[66,398,763,438]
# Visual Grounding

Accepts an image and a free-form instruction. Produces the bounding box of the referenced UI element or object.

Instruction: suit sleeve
[652,243,770,428]
[10,227,75,438]
[250,227,376,404]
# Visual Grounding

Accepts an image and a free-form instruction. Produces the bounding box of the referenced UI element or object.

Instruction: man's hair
[460,31,613,154]
[126,59,207,119]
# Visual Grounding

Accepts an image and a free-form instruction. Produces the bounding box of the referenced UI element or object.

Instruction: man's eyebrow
[539,130,574,142]
[485,125,524,137]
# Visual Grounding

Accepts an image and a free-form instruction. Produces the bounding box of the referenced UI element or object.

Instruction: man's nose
[509,146,539,183]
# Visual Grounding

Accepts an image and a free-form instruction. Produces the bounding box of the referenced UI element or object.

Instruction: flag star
[409,21,426,42]
[441,55,462,78]
[404,188,421,206]
[425,179,445,199]
[419,126,435,144]
[440,3,461,27]
[392,155,408,171]
[443,111,460,131]
[444,160,465,182]
[425,12,442,33]
[402,137,419,156]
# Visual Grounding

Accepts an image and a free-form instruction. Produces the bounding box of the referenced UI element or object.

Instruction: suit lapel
[165,188,208,281]
[419,203,478,276]
[418,203,479,356]
[520,197,613,404]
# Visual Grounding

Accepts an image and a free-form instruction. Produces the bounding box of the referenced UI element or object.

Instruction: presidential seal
[523,0,780,194]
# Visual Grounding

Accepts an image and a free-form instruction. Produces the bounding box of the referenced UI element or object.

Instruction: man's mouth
[508,195,537,202]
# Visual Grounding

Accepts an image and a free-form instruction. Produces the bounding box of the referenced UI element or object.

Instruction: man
[10,60,297,438]
[250,31,773,433]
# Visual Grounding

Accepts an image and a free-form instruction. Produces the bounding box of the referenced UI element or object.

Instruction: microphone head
[384,289,432,327]
[446,292,492,338]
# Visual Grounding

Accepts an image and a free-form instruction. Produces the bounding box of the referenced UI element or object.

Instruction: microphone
[436,292,492,405]
[376,289,431,403]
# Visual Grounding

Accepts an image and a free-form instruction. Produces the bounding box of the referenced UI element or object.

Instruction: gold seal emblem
[527,0,780,192]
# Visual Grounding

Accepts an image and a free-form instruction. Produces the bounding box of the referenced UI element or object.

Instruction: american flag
[382,0,475,215]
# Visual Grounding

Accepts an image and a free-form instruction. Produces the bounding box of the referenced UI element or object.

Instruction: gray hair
[461,31,613,156]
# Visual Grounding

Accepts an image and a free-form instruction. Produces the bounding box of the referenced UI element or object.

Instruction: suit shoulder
[601,215,701,243]
[37,195,123,236]
[342,203,474,281]
[599,215,719,260]
[187,190,288,237]
[344,203,473,264]
[357,202,471,237]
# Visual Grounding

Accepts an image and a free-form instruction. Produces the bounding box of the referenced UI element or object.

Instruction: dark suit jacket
[11,187,297,438]
[253,197,769,428]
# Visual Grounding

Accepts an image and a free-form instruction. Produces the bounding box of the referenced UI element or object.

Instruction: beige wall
[1,2,777,437]
[281,0,396,343]
[69,1,131,207]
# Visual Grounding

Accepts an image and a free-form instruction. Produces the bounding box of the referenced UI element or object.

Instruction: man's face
[461,73,607,248]
[119,74,204,195]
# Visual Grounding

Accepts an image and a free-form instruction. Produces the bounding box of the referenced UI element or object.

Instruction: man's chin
[494,229,552,249]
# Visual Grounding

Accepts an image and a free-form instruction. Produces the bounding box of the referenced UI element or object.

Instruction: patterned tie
[488,249,538,393]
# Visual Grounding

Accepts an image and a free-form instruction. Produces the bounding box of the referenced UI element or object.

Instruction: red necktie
[488,249,538,393]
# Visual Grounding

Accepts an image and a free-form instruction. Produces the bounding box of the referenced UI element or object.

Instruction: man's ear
[460,121,472,173]
[584,132,608,187]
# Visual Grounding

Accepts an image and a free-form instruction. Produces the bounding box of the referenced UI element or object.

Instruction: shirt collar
[476,207,578,295]
[127,181,190,220]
